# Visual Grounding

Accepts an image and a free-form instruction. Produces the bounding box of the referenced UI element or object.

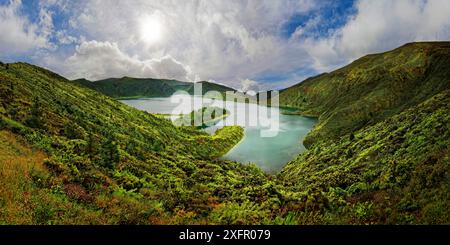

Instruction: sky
[1,0,450,91]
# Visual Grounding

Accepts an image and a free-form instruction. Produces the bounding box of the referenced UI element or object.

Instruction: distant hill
[72,77,236,99]
[280,42,450,147]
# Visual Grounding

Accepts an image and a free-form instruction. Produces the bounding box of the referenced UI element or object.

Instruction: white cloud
[61,0,317,84]
[61,40,193,81]
[240,79,260,93]
[0,0,53,55]
[303,0,450,72]
[56,30,78,45]
[3,0,450,89]
[38,6,54,40]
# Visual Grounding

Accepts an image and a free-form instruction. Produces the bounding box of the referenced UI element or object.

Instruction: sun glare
[140,15,163,44]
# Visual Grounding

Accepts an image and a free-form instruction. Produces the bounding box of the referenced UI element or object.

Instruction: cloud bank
[63,40,193,81]
[302,0,450,71]
[1,0,450,89]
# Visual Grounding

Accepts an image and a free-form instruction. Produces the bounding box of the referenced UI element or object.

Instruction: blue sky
[1,0,450,91]
[281,0,357,39]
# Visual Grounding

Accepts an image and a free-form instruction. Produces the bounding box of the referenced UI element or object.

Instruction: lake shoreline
[121,95,317,172]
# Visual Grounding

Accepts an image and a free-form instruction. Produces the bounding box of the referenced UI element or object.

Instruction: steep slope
[0,62,277,224]
[73,77,236,99]
[278,90,450,224]
[280,42,450,147]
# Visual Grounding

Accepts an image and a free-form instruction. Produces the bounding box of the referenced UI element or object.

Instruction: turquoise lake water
[122,95,315,172]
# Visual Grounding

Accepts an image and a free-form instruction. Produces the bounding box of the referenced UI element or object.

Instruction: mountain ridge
[279,41,450,147]
[72,77,237,99]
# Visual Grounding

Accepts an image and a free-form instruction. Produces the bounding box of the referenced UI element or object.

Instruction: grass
[0,130,47,224]
[0,130,105,224]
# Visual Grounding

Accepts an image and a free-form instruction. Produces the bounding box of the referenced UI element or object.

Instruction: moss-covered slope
[278,89,449,224]
[280,42,450,147]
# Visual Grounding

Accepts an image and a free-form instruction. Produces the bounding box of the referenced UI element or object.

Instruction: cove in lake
[121,95,316,173]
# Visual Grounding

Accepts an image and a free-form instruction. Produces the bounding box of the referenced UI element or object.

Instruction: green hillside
[0,62,275,224]
[280,42,450,147]
[278,89,449,224]
[73,77,236,99]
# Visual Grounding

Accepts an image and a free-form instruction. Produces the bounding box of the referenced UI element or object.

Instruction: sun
[140,15,163,44]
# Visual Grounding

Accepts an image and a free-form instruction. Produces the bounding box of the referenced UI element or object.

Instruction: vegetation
[0,42,449,224]
[274,42,450,224]
[174,107,229,129]
[0,62,272,224]
[278,90,450,224]
[280,42,450,147]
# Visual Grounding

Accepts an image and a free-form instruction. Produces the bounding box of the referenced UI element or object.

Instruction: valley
[0,42,449,224]
[122,95,316,172]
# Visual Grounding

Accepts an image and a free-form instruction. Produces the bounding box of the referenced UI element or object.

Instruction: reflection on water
[121,94,315,172]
